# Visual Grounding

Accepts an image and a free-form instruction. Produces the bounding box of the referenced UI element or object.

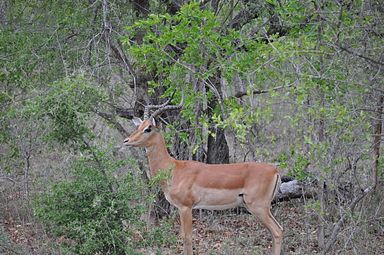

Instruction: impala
[123,101,283,255]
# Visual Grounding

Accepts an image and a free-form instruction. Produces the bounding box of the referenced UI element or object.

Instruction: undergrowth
[33,153,175,255]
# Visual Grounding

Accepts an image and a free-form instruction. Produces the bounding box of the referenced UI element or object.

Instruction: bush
[33,153,174,254]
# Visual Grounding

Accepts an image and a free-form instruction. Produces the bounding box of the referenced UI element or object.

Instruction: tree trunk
[207,127,229,164]
[371,94,383,190]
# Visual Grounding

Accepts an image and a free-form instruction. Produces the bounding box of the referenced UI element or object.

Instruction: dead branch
[234,84,295,98]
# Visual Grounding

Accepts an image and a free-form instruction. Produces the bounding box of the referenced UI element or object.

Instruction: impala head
[123,117,159,147]
[123,91,183,147]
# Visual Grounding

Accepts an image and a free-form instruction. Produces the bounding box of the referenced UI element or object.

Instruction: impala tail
[272,174,281,201]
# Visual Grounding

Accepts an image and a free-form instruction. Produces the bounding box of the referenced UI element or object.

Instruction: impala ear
[132,117,143,127]
[149,117,157,127]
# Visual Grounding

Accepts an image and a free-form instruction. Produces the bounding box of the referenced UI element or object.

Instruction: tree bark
[275,179,317,202]
[207,127,229,164]
[371,94,383,190]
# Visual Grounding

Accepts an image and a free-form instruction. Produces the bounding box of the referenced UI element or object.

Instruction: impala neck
[145,132,174,177]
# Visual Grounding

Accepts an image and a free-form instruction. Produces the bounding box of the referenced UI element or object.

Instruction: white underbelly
[192,187,244,210]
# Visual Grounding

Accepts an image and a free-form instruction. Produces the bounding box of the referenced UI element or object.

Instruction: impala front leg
[179,206,193,255]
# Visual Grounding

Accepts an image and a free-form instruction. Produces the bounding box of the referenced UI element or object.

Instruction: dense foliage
[33,149,175,254]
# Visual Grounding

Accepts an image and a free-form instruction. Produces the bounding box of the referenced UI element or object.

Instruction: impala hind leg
[179,207,193,255]
[247,205,283,255]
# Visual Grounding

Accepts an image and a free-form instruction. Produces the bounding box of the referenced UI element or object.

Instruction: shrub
[33,153,174,254]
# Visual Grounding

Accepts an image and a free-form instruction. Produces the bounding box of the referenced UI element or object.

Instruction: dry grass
[152,198,384,255]
[1,178,383,255]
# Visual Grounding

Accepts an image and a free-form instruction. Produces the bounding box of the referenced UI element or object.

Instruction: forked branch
[144,90,184,119]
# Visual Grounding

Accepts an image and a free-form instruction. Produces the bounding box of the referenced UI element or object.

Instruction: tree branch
[110,40,137,88]
[0,176,16,184]
[95,110,129,136]
[323,188,370,254]
[234,83,295,98]
[229,3,260,30]
[335,43,384,67]
[323,94,383,254]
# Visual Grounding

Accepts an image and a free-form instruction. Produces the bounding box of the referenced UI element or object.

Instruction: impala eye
[144,126,152,133]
